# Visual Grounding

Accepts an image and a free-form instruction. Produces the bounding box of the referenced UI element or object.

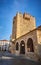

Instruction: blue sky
[0,0,41,40]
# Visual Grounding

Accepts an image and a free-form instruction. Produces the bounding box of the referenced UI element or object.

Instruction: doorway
[20,40,25,54]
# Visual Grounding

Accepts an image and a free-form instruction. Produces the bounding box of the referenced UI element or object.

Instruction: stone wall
[37,29,41,57]
[20,13,36,37]
[15,29,38,55]
[12,16,16,39]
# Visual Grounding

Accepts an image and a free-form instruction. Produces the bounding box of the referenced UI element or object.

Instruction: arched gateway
[20,40,25,54]
[16,42,19,50]
[27,38,34,52]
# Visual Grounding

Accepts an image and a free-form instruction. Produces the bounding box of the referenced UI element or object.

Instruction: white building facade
[0,40,11,51]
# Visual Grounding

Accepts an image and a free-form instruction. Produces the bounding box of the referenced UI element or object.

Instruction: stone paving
[0,51,41,65]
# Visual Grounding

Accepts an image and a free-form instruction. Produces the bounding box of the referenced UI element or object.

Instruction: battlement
[15,12,35,21]
[23,13,31,19]
[16,12,23,16]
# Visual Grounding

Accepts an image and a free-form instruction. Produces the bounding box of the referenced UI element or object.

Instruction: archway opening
[27,38,34,52]
[16,42,19,50]
[20,40,25,54]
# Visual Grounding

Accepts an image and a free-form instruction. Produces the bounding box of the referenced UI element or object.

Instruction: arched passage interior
[27,38,34,52]
[16,42,19,50]
[20,40,25,54]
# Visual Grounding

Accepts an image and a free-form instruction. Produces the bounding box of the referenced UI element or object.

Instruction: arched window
[27,38,34,52]
[16,42,19,50]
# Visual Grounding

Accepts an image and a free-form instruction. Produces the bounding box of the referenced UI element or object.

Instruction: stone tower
[12,12,36,40]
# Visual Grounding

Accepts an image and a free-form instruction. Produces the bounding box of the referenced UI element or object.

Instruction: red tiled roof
[0,40,9,41]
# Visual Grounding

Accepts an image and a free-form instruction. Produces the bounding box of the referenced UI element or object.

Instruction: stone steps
[26,52,39,61]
